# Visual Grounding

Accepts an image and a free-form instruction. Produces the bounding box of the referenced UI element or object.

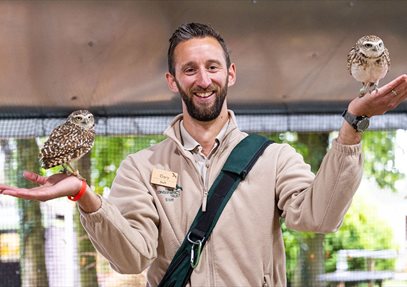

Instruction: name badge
[151,169,178,189]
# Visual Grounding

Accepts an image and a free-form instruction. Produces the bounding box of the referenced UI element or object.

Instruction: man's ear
[227,63,236,87]
[165,72,179,93]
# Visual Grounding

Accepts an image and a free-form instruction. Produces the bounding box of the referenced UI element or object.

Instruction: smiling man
[1,23,407,287]
[166,33,236,156]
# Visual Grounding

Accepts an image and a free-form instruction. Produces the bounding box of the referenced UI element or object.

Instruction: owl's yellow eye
[364,43,373,48]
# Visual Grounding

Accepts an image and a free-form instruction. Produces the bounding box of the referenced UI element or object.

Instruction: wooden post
[367,257,375,287]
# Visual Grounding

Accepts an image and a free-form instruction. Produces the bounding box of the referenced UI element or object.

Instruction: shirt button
[205,163,210,168]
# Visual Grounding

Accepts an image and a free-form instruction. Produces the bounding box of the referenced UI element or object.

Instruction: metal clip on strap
[187,232,205,268]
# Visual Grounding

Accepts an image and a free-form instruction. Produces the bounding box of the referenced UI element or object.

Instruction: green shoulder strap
[158,134,273,287]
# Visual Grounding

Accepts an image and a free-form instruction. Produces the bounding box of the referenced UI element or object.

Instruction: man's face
[166,37,236,122]
[175,75,228,122]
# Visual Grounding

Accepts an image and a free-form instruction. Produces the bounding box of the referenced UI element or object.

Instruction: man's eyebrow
[180,60,223,70]
[180,61,196,70]
[207,59,222,66]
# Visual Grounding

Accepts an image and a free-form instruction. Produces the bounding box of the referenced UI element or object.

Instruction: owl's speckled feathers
[40,110,95,177]
[347,35,390,97]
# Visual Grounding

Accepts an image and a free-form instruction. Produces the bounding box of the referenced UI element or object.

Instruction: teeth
[195,92,213,98]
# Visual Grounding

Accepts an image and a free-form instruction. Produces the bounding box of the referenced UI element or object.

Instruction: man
[1,23,406,286]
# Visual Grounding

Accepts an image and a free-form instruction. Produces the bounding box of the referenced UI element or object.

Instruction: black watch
[342,110,370,132]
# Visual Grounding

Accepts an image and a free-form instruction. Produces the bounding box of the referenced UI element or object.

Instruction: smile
[194,91,215,98]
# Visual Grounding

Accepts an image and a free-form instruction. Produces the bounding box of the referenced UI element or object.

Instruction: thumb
[23,171,48,185]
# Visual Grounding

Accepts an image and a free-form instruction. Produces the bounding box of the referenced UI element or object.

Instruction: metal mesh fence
[0,112,406,287]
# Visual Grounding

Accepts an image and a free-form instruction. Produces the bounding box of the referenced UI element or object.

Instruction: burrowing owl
[40,110,95,179]
[347,35,390,97]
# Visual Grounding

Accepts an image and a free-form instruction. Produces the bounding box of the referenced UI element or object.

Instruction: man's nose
[196,69,212,88]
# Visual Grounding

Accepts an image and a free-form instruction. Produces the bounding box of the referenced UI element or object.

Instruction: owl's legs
[62,163,86,181]
[360,82,379,97]
[368,81,379,94]
[359,83,369,97]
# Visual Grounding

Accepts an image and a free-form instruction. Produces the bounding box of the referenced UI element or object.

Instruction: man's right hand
[0,171,102,213]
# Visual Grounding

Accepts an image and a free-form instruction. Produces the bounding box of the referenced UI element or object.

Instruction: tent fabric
[0,1,406,118]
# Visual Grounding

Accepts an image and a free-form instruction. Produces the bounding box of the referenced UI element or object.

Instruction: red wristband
[68,180,87,201]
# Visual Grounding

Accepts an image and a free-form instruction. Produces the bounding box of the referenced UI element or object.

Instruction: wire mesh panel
[0,114,406,287]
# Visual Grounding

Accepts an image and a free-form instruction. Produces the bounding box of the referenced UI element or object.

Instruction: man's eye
[208,65,219,71]
[184,68,195,74]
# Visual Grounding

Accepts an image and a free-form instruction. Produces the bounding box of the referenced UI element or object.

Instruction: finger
[1,185,64,202]
[379,74,407,95]
[385,75,407,106]
[1,187,39,201]
[23,171,48,185]
[0,184,17,193]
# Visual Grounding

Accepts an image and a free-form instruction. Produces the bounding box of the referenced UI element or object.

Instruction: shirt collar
[180,119,229,152]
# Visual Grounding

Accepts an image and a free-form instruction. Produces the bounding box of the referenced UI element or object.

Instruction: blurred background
[0,1,406,286]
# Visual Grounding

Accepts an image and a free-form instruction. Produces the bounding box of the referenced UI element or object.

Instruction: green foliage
[272,130,404,192]
[362,130,404,192]
[282,196,397,282]
[265,131,400,283]
[324,199,396,272]
[281,221,301,282]
[90,135,165,194]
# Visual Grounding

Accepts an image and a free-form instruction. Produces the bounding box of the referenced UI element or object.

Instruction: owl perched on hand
[347,35,390,97]
[40,110,95,180]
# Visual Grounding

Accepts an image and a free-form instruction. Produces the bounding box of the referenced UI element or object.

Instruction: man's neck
[182,109,229,156]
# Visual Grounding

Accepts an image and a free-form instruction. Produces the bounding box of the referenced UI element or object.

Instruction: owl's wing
[384,47,391,69]
[347,47,357,73]
[40,122,95,169]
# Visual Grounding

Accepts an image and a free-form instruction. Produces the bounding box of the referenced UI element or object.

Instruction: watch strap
[342,109,370,132]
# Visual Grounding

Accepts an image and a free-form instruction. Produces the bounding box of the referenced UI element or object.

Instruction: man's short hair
[167,22,231,76]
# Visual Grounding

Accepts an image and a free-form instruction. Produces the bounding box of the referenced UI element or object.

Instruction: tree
[362,130,404,192]
[292,132,330,287]
[324,199,396,272]
[280,130,403,286]
[75,152,98,287]
[265,132,328,286]
[16,139,49,286]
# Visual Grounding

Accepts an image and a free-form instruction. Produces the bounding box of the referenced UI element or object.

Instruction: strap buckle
[187,232,205,268]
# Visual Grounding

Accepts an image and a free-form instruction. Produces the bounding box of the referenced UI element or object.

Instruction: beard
[176,79,228,122]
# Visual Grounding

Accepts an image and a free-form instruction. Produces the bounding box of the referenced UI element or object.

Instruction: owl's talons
[62,163,86,181]
[72,171,86,181]
[371,83,379,94]
[364,82,379,95]
[359,86,367,98]
[359,82,379,98]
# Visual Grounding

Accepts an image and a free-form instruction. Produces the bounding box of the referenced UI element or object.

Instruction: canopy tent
[0,1,406,135]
